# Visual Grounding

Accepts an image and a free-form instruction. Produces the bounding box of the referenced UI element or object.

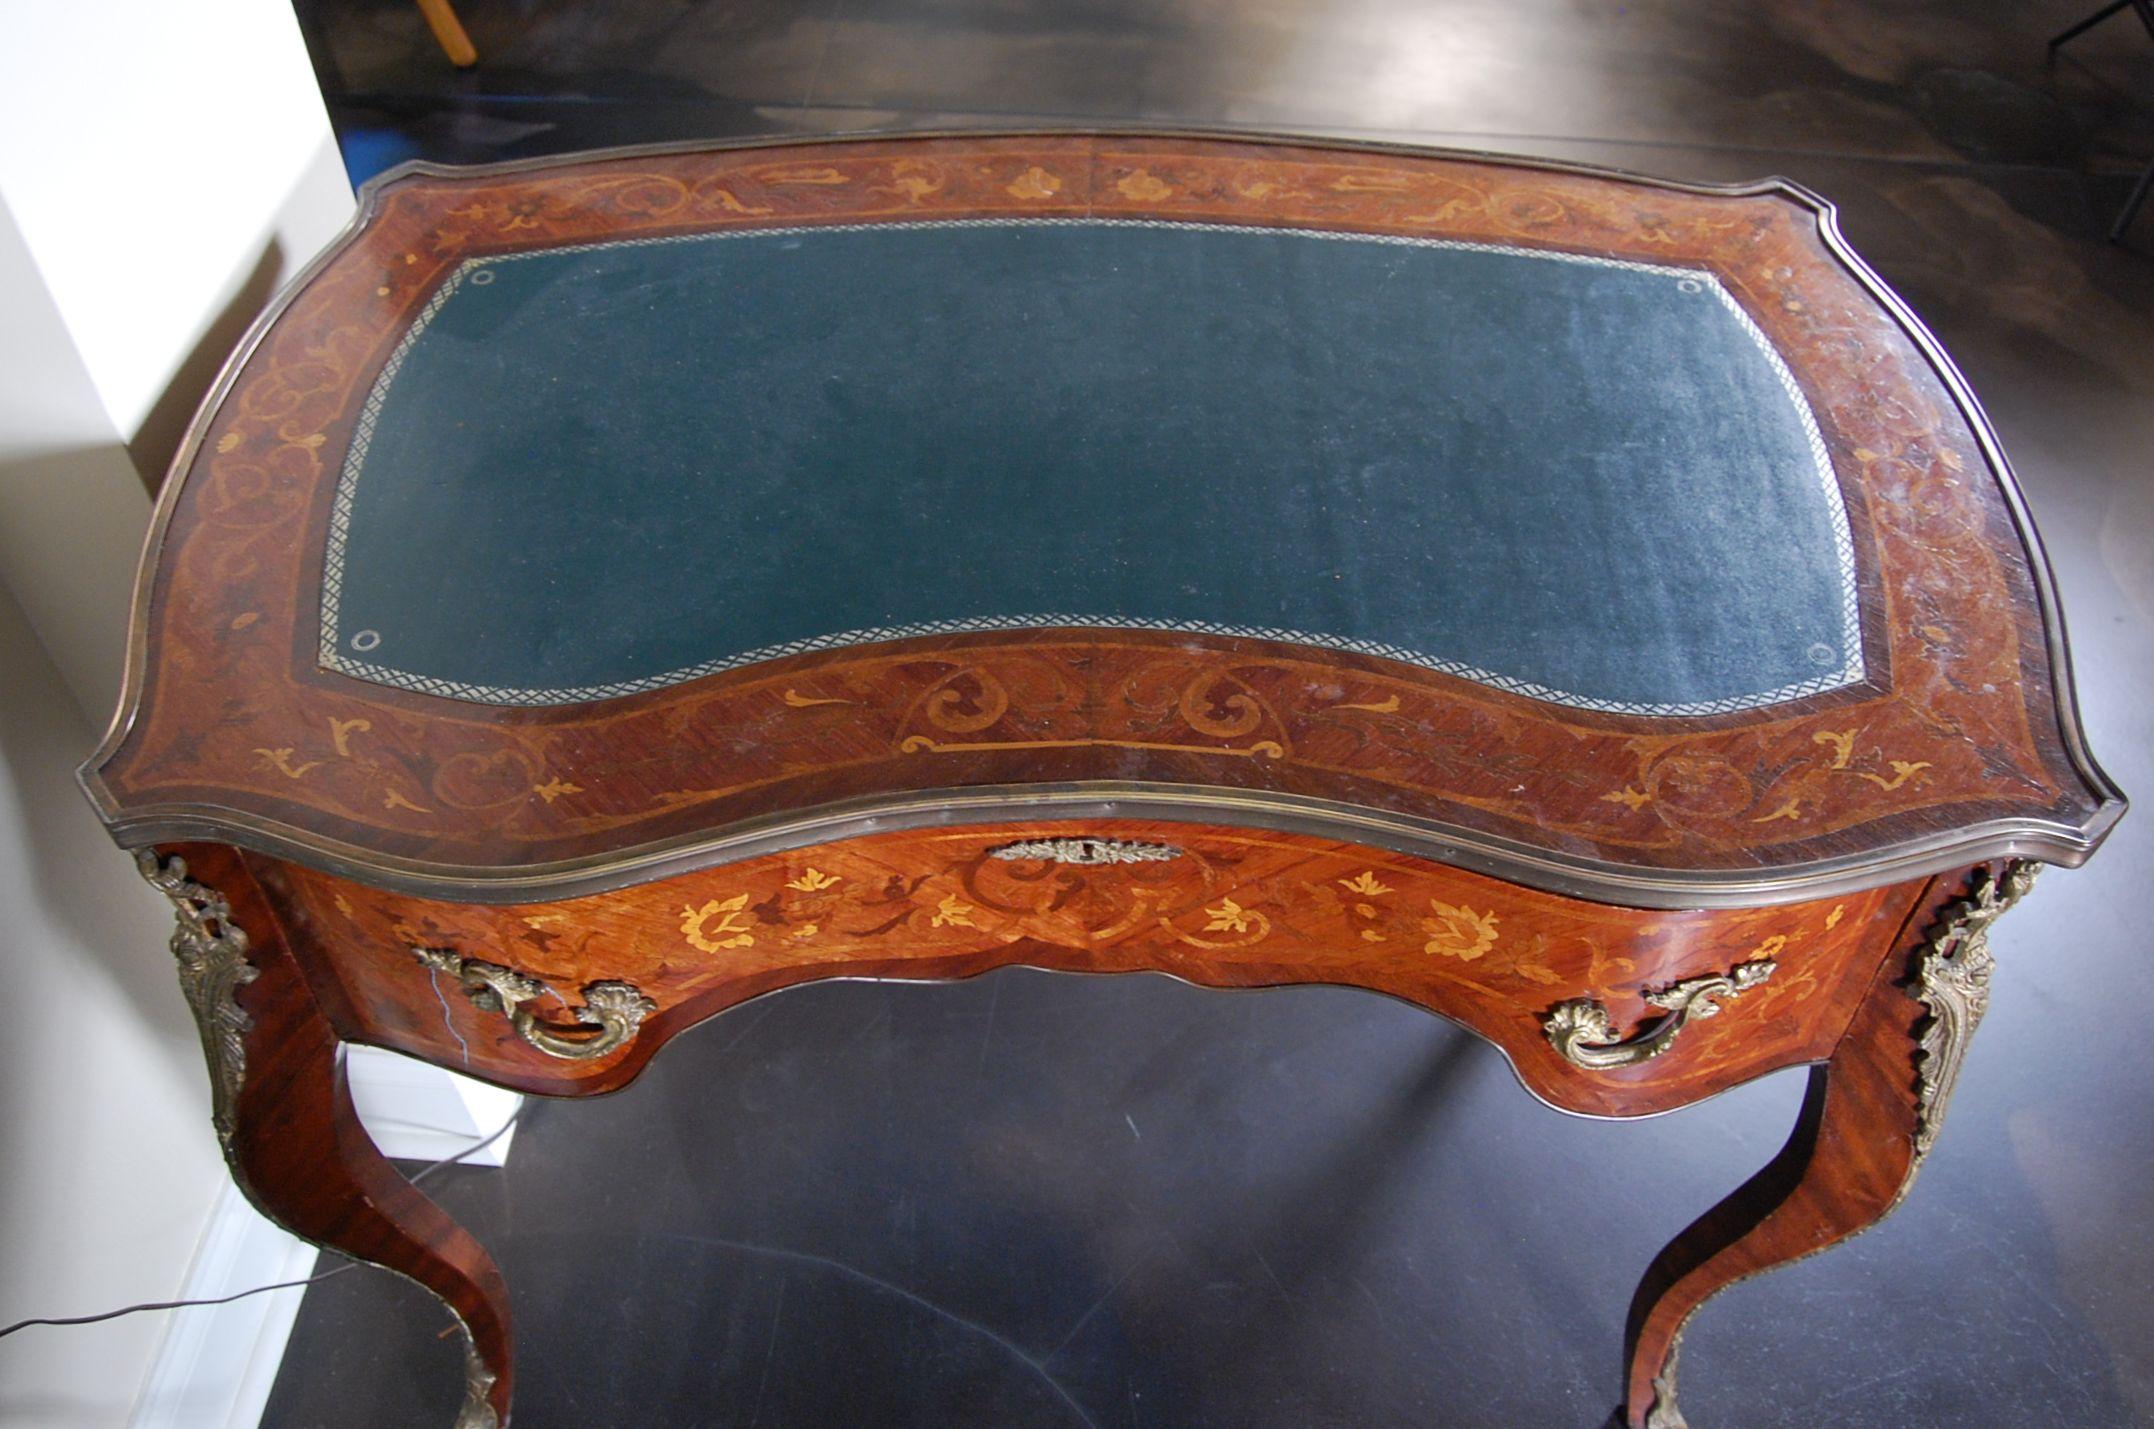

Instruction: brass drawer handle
[1544,959,1776,1070]
[988,837,1183,865]
[413,947,656,1061]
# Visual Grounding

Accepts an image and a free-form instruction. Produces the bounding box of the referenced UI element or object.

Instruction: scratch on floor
[714,999,785,1056]
[839,1001,892,1054]
[1042,1243,1156,1369]
[1804,1358,1929,1412]
[746,1274,786,1429]
[659,1230,1100,1429]
[974,977,1003,1081]
[424,965,472,1066]
[1124,1113,1141,1140]
[1352,1276,1405,1346]
[1253,1248,1295,1307]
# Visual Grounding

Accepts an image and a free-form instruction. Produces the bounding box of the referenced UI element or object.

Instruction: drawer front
[252,822,1927,1116]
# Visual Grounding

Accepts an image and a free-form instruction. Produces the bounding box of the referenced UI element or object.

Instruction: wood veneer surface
[85,133,2119,905]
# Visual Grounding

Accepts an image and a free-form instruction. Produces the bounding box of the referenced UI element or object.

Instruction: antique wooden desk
[82,133,2122,1427]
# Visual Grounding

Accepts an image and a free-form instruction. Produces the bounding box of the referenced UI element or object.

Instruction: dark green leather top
[321,218,1857,714]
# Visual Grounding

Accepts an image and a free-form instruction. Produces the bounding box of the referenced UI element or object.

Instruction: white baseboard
[346,1046,523,1165]
[128,1181,314,1429]
[129,1054,520,1427]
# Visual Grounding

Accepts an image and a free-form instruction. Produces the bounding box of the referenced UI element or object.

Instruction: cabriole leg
[1619,863,2035,1428]
[139,844,515,1429]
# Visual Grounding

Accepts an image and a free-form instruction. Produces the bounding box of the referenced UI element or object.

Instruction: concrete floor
[272,2,2154,1425]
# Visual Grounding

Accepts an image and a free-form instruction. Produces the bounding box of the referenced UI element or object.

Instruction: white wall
[0,581,227,1427]
[0,0,355,721]
[0,2,357,1423]
[0,198,162,728]
[0,0,356,447]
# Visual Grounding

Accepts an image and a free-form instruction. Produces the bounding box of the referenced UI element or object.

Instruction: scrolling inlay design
[85,135,2106,896]
[136,850,258,1150]
[252,825,1915,1124]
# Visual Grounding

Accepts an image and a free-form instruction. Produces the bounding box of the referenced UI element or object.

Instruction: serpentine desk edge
[80,131,2125,1429]
[79,130,2121,910]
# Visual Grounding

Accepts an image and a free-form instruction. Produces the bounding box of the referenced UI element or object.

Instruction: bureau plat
[80,132,2122,1428]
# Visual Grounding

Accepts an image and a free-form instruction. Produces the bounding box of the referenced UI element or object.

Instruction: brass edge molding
[413,947,656,1061]
[1900,860,2039,1194]
[1544,960,1777,1070]
[136,850,258,1149]
[357,125,1808,202]
[133,855,500,1428]
[455,1339,500,1429]
[1800,195,2125,828]
[85,127,1801,790]
[80,133,2124,907]
[987,836,1184,864]
[88,784,2104,911]
[1643,1331,1687,1428]
[1609,865,2036,1429]
[223,1189,501,1429]
[1636,861,2041,1428]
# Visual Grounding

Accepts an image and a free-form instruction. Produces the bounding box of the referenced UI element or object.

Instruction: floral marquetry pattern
[1423,901,1501,961]
[679,895,755,952]
[254,823,1931,1117]
[87,133,2114,900]
[98,132,2122,1429]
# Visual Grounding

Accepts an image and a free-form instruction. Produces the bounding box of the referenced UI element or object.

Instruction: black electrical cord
[0,1108,523,1342]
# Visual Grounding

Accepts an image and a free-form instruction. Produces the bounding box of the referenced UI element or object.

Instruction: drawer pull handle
[988,837,1184,865]
[413,947,656,1061]
[1544,959,1777,1070]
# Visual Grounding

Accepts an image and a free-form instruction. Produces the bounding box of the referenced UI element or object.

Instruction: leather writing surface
[323,218,1857,713]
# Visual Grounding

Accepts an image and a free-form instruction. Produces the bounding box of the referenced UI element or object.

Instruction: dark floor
[266,2,2154,1425]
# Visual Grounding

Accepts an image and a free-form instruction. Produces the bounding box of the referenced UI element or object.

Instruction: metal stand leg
[2049,0,2154,49]
[2050,0,2154,242]
[2114,156,2154,243]
[2051,0,2133,50]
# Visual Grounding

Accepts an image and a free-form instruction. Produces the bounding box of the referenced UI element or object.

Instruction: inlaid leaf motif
[1116,170,1173,201]
[1205,898,1255,933]
[931,894,977,928]
[1006,166,1062,201]
[1859,759,1932,791]
[1423,900,1499,960]
[681,893,755,951]
[97,137,2088,898]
